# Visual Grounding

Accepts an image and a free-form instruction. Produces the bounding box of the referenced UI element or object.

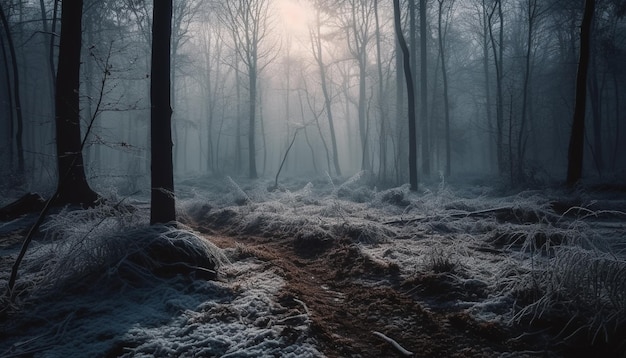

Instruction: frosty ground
[1,173,625,357]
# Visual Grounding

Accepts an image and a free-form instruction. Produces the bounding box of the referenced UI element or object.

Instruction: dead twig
[372,330,413,356]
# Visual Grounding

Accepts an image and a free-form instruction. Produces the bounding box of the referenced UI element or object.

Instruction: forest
[0,0,625,357]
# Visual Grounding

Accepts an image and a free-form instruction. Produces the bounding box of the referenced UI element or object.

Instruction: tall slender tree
[567,0,595,186]
[54,0,98,206]
[150,0,176,224]
[0,4,24,178]
[344,0,375,171]
[488,0,505,175]
[419,0,430,176]
[437,0,454,177]
[394,0,418,191]
[219,0,274,179]
[309,2,341,176]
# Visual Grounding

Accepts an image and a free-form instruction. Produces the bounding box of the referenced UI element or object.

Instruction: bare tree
[567,0,595,186]
[419,0,430,176]
[437,0,455,177]
[488,0,505,176]
[0,4,24,178]
[218,0,275,179]
[394,0,418,191]
[309,1,342,176]
[150,0,175,224]
[54,0,99,206]
[342,0,376,172]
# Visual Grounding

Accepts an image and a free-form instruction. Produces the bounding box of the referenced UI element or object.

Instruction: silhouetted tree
[394,0,418,191]
[567,0,595,186]
[54,0,99,206]
[419,0,430,177]
[437,0,454,178]
[150,0,176,224]
[0,4,24,178]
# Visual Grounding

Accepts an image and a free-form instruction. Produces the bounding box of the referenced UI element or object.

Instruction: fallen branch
[271,128,301,191]
[384,206,514,225]
[385,206,562,225]
[372,330,413,356]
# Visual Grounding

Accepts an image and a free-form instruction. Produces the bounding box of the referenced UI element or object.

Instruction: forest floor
[1,173,625,357]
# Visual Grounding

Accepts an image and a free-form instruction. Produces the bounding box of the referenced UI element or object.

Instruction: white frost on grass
[118,260,321,357]
[1,257,322,358]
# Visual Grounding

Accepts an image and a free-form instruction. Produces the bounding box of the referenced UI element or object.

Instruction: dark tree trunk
[481,0,495,174]
[567,0,595,186]
[0,4,24,178]
[150,0,176,224]
[438,0,451,178]
[393,0,418,191]
[54,0,98,206]
[419,0,430,177]
[374,0,387,181]
[0,27,14,171]
[488,0,505,175]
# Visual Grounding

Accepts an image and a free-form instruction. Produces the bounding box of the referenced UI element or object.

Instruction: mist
[1,0,626,357]
[1,0,624,191]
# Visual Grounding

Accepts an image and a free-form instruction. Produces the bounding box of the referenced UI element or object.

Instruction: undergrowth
[10,196,227,305]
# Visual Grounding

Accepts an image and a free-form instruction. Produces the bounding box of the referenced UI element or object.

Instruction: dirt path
[199,229,546,357]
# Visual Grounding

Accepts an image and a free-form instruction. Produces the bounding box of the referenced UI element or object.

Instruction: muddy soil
[200,228,560,358]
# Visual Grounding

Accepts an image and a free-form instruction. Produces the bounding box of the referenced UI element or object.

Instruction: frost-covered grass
[0,190,322,357]
[176,173,626,350]
[2,173,625,355]
[1,257,321,357]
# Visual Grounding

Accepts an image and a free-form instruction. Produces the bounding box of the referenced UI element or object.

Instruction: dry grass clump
[10,200,228,302]
[333,221,395,244]
[21,225,228,299]
[509,246,626,349]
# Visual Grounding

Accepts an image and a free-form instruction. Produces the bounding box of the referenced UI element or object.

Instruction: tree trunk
[488,0,505,176]
[0,5,24,178]
[438,0,452,178]
[393,0,418,191]
[150,0,176,224]
[358,58,370,171]
[0,28,14,171]
[248,66,258,179]
[566,0,594,186]
[54,0,98,206]
[395,35,406,184]
[313,8,341,176]
[481,0,495,173]
[589,53,604,175]
[374,0,387,181]
[419,0,430,177]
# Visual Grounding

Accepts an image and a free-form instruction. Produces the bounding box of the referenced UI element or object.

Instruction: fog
[2,1,626,356]
[2,0,624,193]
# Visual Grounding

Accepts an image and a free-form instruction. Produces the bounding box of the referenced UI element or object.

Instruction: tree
[0,4,24,178]
[54,0,99,206]
[393,0,418,191]
[419,0,430,176]
[309,1,342,176]
[488,0,505,176]
[219,0,274,179]
[150,0,176,224]
[374,0,387,181]
[437,0,455,178]
[343,0,375,171]
[566,0,595,186]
